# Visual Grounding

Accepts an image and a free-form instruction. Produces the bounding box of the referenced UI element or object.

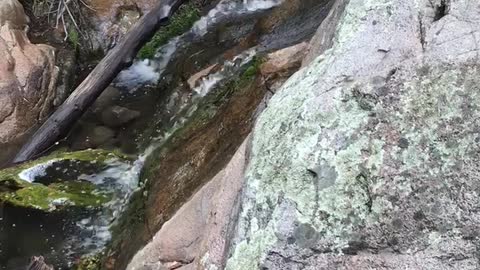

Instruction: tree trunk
[13,0,185,163]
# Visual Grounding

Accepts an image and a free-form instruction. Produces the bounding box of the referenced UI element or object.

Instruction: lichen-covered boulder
[0,0,58,165]
[225,0,480,269]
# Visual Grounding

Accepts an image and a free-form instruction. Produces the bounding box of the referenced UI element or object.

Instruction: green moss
[1,149,131,185]
[138,4,200,59]
[68,27,80,51]
[0,149,129,211]
[0,181,109,211]
[239,56,263,84]
[75,253,103,270]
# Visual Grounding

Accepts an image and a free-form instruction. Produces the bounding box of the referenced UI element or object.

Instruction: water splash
[243,0,283,10]
[114,38,179,89]
[193,73,224,97]
[64,158,143,258]
[115,60,160,89]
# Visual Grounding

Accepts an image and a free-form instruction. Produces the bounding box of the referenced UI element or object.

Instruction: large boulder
[223,0,480,269]
[0,0,58,165]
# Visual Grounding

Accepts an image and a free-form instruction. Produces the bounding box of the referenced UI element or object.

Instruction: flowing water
[115,0,284,89]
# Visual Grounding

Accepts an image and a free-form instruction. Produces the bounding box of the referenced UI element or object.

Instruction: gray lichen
[225,0,480,269]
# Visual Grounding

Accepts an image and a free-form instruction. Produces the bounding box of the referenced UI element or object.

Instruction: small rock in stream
[101,105,141,128]
[92,86,122,114]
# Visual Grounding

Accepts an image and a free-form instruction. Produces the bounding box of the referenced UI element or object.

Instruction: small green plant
[34,0,87,42]
[68,27,80,50]
[239,56,263,84]
[138,4,200,59]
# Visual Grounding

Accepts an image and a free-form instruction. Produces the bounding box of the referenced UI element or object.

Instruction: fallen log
[13,0,184,163]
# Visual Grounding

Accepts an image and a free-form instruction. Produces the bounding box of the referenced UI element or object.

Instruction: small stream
[115,0,283,89]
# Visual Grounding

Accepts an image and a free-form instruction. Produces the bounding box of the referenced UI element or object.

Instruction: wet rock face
[124,42,310,270]
[0,0,57,166]
[127,139,250,270]
[225,0,480,269]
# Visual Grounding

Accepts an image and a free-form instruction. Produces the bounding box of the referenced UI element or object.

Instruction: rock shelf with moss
[0,149,130,211]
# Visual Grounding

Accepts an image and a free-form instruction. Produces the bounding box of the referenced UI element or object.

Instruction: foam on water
[243,0,282,11]
[68,158,144,255]
[18,159,59,183]
[192,0,283,36]
[115,59,160,89]
[193,73,224,97]
[193,47,257,97]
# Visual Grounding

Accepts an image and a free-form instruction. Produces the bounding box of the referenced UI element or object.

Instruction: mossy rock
[75,253,103,270]
[0,149,131,212]
[138,4,200,59]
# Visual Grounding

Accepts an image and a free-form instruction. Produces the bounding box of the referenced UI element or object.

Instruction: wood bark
[14,0,184,163]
